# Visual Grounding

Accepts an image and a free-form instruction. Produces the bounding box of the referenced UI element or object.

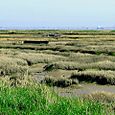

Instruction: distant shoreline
[0,26,115,30]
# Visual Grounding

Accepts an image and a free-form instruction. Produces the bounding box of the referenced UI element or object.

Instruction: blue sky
[0,0,115,29]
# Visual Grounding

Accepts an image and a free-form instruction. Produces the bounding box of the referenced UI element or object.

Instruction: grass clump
[42,76,73,87]
[84,91,115,114]
[84,91,115,103]
[71,70,115,85]
[0,56,28,76]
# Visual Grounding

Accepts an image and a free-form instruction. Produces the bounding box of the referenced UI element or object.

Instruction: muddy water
[54,83,115,97]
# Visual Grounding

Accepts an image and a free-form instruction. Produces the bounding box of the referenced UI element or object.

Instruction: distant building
[97,26,104,30]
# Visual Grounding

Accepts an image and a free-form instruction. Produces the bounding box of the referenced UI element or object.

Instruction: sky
[0,0,115,29]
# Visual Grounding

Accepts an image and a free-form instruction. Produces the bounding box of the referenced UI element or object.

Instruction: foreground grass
[0,83,107,115]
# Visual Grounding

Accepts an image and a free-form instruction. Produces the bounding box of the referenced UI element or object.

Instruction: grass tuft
[71,70,115,85]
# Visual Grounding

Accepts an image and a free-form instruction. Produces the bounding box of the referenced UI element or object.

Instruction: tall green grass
[0,83,107,115]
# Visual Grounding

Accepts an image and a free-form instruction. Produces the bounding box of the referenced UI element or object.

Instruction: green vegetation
[0,83,109,115]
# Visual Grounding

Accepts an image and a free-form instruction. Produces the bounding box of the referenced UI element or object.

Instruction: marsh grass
[0,38,115,56]
[45,60,115,71]
[16,52,66,65]
[42,76,73,87]
[71,70,115,85]
[0,74,33,87]
[84,91,115,103]
[0,56,28,76]
[84,91,115,114]
[0,30,115,114]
